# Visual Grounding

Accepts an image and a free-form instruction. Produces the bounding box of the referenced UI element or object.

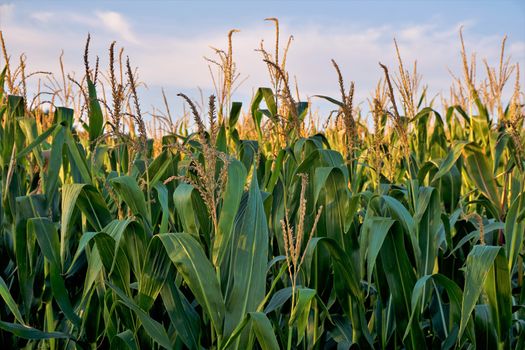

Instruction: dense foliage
[0,25,524,349]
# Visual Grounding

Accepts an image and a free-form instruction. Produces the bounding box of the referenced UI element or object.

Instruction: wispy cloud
[0,4,15,24]
[96,11,138,44]
[30,11,53,23]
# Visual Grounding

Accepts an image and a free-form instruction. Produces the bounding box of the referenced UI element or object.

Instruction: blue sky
[1,0,524,123]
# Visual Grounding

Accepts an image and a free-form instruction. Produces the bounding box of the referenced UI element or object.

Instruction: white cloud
[30,11,53,23]
[0,3,14,12]
[96,11,138,44]
[0,4,15,23]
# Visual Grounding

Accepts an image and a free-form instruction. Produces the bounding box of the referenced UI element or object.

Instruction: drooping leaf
[108,282,172,350]
[462,145,501,217]
[0,276,25,324]
[0,321,70,340]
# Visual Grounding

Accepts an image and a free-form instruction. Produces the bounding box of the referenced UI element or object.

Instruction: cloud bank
[0,3,523,116]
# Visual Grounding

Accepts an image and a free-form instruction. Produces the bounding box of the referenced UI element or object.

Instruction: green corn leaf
[103,219,147,278]
[289,288,316,345]
[87,78,104,142]
[213,159,246,266]
[146,150,171,187]
[263,286,292,314]
[14,195,47,318]
[312,94,344,107]
[44,125,65,205]
[462,144,501,217]
[110,175,150,225]
[505,192,525,272]
[249,312,280,350]
[250,88,276,139]
[484,248,512,346]
[0,320,70,340]
[416,187,441,277]
[224,168,268,346]
[61,183,111,268]
[314,166,350,248]
[304,236,372,346]
[65,128,92,183]
[221,312,279,350]
[359,215,394,290]
[110,330,138,350]
[93,232,131,293]
[229,101,243,128]
[137,237,170,311]
[379,222,425,349]
[108,282,172,350]
[404,274,463,342]
[153,182,170,234]
[16,123,58,160]
[459,245,501,341]
[173,183,200,238]
[383,195,421,271]
[29,217,82,327]
[161,277,201,350]
[0,66,5,100]
[0,276,25,324]
[431,141,469,183]
[157,232,225,335]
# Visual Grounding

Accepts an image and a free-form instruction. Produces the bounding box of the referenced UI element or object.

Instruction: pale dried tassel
[295,174,308,264]
[346,82,356,157]
[379,62,409,158]
[167,131,229,236]
[178,92,207,145]
[393,39,420,119]
[109,41,123,133]
[462,212,485,245]
[258,41,275,85]
[281,215,294,282]
[297,205,323,271]
[265,18,279,68]
[93,56,100,86]
[208,95,218,146]
[475,215,485,245]
[225,29,239,110]
[19,54,27,110]
[263,59,300,137]
[216,154,230,198]
[126,57,147,148]
[84,33,91,81]
[371,96,385,186]
[459,28,482,110]
[280,35,293,73]
[331,59,356,161]
[58,51,70,106]
[508,64,524,164]
[0,30,14,92]
[280,173,323,290]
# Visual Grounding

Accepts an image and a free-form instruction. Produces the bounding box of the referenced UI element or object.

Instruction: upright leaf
[459,245,500,340]
[157,233,225,335]
[224,171,268,347]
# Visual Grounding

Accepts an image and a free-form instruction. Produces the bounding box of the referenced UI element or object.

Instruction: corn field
[0,21,524,350]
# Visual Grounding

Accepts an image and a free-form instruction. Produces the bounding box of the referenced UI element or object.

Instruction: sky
[0,0,524,123]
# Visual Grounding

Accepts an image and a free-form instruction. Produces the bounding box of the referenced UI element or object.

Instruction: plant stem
[287,325,293,350]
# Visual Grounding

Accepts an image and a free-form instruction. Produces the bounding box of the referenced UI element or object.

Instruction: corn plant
[0,25,524,350]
